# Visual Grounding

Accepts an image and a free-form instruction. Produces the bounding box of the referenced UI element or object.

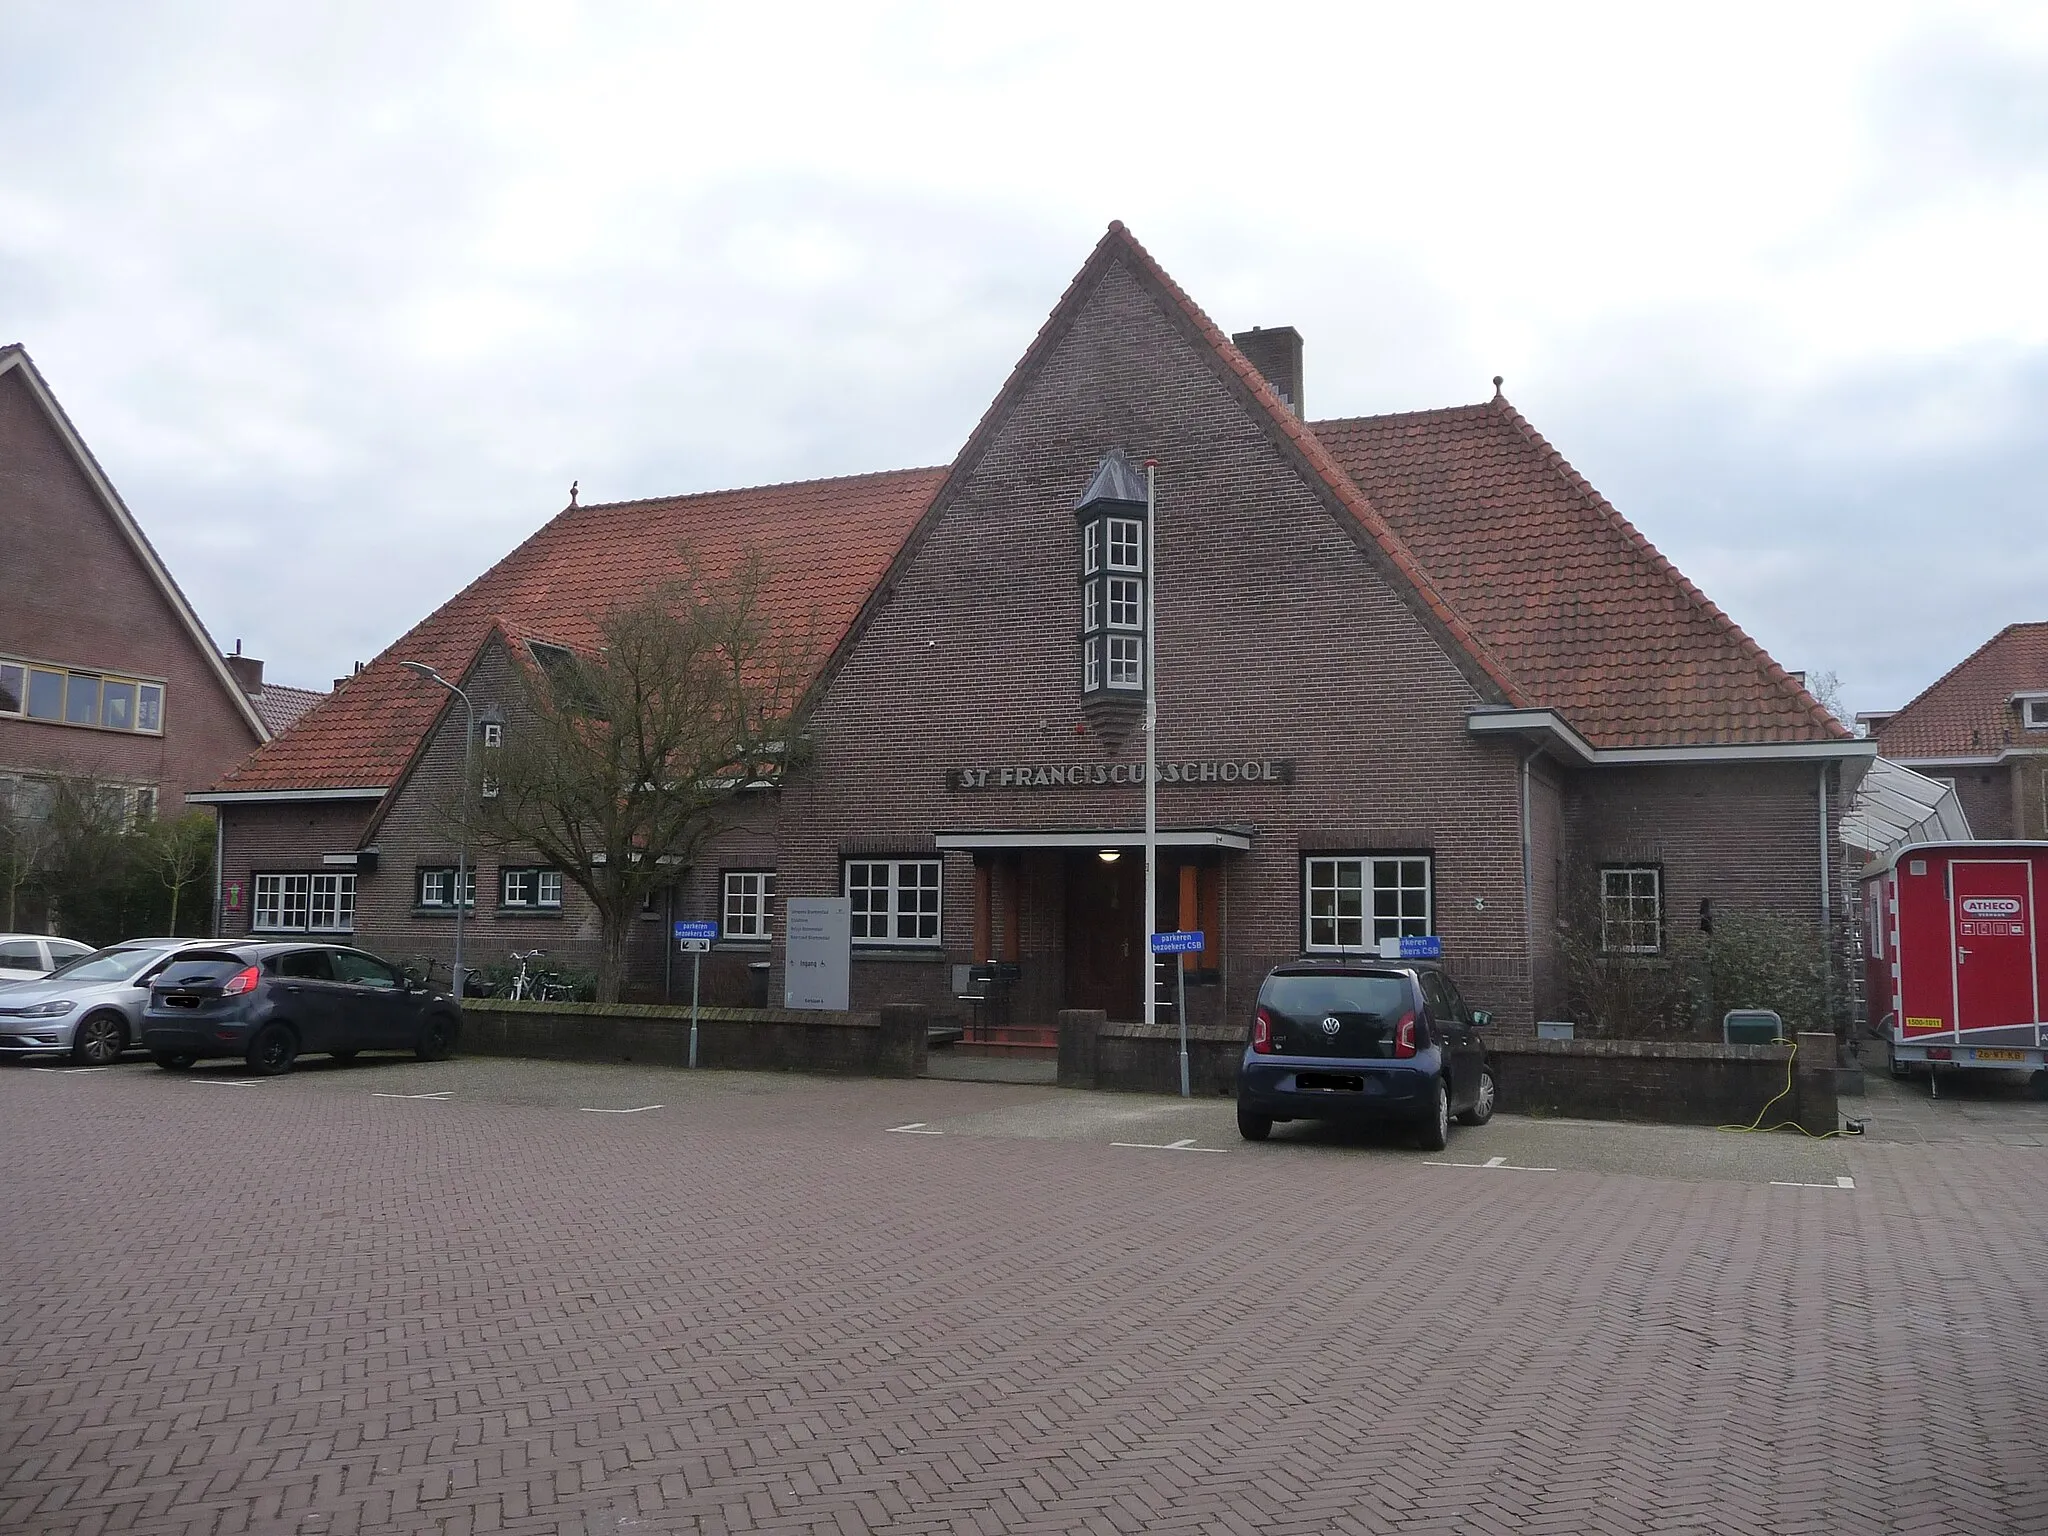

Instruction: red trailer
[1861,840,2048,1095]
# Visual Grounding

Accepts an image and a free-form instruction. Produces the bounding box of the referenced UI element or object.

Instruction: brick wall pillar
[877,1004,929,1079]
[1057,1009,1106,1088]
[1795,1031,1839,1135]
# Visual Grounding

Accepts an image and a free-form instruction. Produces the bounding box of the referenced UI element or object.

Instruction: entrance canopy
[934,826,1253,852]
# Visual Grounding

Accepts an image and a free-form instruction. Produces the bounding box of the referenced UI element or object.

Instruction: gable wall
[0,365,261,811]
[355,640,778,1002]
[778,258,1535,1026]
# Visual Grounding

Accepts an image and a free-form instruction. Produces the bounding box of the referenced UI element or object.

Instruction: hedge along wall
[459,999,929,1078]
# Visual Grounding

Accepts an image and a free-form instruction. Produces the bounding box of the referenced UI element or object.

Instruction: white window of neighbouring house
[844,859,942,945]
[0,654,165,733]
[1304,856,1433,952]
[255,873,355,933]
[723,870,776,940]
[1601,866,1663,954]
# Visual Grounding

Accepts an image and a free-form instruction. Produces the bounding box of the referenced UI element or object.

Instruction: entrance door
[1951,861,2040,1032]
[1066,853,1143,1020]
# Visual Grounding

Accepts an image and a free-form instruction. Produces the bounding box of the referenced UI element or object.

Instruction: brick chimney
[1231,326,1304,417]
[224,643,263,696]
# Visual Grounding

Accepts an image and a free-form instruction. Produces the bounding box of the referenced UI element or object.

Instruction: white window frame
[1082,637,1101,692]
[254,872,356,933]
[537,869,562,908]
[1106,634,1143,690]
[1106,517,1143,572]
[1107,576,1142,630]
[844,859,943,946]
[1081,521,1101,575]
[500,867,563,909]
[481,721,503,747]
[2024,697,2048,731]
[1303,855,1433,953]
[416,866,475,910]
[723,870,776,941]
[1600,866,1663,955]
[1082,580,1100,633]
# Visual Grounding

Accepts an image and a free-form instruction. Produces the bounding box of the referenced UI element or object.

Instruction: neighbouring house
[0,344,295,846]
[1864,622,2048,843]
[198,225,1872,1028]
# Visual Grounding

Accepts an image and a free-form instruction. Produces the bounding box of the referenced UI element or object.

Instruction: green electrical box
[1723,1009,1785,1045]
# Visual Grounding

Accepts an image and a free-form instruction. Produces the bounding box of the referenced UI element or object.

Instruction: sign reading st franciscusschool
[947,759,1295,791]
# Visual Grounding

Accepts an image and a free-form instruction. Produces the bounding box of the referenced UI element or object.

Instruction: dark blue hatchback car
[1236,959,1496,1149]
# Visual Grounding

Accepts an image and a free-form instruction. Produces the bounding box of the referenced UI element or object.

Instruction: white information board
[783,897,851,1012]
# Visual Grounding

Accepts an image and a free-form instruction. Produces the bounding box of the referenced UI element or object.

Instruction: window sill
[6,714,165,738]
[715,939,771,952]
[410,907,476,919]
[497,906,565,919]
[852,946,946,962]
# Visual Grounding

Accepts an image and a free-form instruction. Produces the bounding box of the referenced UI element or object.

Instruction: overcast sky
[4,2,2044,715]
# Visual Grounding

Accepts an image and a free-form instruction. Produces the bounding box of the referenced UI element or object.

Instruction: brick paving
[3,1056,2046,1535]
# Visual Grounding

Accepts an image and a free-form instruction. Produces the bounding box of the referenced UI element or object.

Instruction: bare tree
[144,810,216,936]
[0,780,55,930]
[470,552,817,1002]
[1805,669,1849,725]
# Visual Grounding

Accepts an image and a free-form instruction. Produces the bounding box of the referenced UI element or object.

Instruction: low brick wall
[461,999,928,1078]
[1491,1033,1837,1132]
[1057,1009,1239,1096]
[1058,1010,1841,1131]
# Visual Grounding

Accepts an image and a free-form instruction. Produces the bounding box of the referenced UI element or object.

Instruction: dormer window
[2021,695,2048,731]
[1073,449,1149,699]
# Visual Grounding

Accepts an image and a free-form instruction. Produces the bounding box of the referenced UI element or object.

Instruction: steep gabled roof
[815,222,1528,712]
[1310,400,1849,748]
[213,466,945,792]
[0,345,269,744]
[1874,621,2048,760]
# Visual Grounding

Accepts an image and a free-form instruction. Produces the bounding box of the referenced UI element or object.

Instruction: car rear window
[1261,973,1412,1018]
[46,947,158,985]
[155,953,247,987]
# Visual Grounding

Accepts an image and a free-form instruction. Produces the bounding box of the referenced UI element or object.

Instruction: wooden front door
[1065,852,1143,1020]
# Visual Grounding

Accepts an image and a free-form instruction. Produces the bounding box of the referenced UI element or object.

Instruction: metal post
[453,688,473,1001]
[1176,952,1190,1097]
[689,947,701,1068]
[1143,459,1158,1035]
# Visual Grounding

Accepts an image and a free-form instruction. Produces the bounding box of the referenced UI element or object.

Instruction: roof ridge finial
[1492,375,1504,400]
[569,479,579,507]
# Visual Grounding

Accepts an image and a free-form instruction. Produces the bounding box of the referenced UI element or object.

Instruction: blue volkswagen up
[1236,959,1496,1149]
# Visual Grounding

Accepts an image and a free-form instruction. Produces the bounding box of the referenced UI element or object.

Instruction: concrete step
[949,1041,1059,1060]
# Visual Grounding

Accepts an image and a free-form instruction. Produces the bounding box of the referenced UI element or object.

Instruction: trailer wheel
[2029,1070,2048,1103]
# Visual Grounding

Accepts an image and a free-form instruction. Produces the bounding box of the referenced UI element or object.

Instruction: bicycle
[508,950,547,1001]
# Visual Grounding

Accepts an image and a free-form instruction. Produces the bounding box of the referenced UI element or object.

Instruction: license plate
[1973,1048,2026,1061]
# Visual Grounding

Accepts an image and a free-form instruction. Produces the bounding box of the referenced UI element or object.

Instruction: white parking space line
[192,1078,263,1088]
[579,1104,664,1114]
[1771,1175,1856,1190]
[1424,1155,1560,1171]
[30,1067,107,1074]
[1110,1137,1225,1153]
[371,1090,452,1101]
[886,1122,944,1135]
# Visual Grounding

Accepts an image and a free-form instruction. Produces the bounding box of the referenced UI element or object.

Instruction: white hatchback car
[0,934,95,988]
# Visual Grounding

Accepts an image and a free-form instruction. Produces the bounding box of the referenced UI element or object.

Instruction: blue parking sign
[1150,930,1206,954]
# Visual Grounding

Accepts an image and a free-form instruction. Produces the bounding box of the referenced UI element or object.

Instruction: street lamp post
[400,661,475,998]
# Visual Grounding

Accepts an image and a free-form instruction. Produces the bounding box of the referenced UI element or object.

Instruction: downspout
[1521,745,1542,988]
[211,810,224,939]
[1819,763,1832,1022]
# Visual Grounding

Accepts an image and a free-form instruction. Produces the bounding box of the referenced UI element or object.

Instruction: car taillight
[1252,1006,1278,1054]
[222,965,261,997]
[1393,1011,1417,1058]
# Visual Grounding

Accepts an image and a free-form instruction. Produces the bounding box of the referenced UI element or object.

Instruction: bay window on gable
[1073,449,1149,700]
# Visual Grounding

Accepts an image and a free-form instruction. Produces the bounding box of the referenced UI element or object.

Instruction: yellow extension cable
[1717,1035,1853,1139]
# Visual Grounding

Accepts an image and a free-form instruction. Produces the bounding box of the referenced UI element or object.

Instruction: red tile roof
[249,683,326,736]
[219,223,1846,792]
[1311,401,1848,748]
[1874,622,2048,760]
[214,467,946,791]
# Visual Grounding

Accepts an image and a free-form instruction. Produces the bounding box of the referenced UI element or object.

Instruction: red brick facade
[0,353,265,821]
[205,227,1870,1027]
